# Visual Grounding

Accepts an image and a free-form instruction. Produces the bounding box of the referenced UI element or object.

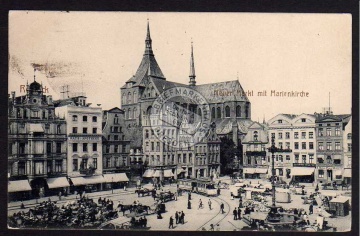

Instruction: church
[121,22,253,180]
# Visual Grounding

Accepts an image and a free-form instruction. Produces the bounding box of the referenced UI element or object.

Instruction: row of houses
[243,112,352,185]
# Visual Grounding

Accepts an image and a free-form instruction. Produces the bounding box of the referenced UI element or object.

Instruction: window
[106,158,111,168]
[114,145,119,153]
[301,132,306,139]
[294,132,299,139]
[318,142,323,150]
[301,118,306,122]
[254,144,259,151]
[335,142,340,150]
[302,155,306,163]
[47,142,52,154]
[55,160,62,172]
[92,116,97,122]
[285,132,290,139]
[93,158,97,169]
[278,169,283,176]
[122,145,126,153]
[278,133,283,139]
[145,130,149,139]
[278,119,283,124]
[178,154,181,163]
[217,107,221,118]
[93,143,97,152]
[294,142,299,149]
[114,114,119,124]
[326,128,331,136]
[348,143,352,152]
[309,132,313,138]
[285,142,290,150]
[56,142,61,153]
[18,162,26,175]
[317,157,324,164]
[93,128,97,134]
[333,159,341,165]
[278,142,283,149]
[114,135,119,140]
[326,156,332,164]
[318,170,324,178]
[335,128,340,136]
[309,142,314,149]
[279,155,283,162]
[294,154,299,163]
[302,142,306,149]
[225,106,230,117]
[57,125,61,134]
[326,142,332,150]
[245,104,249,118]
[347,133,352,140]
[72,115,78,121]
[83,143,88,152]
[286,155,290,161]
[83,128,87,134]
[309,154,314,163]
[106,145,110,153]
[114,127,119,133]
[72,159,78,171]
[327,123,330,126]
[236,105,241,117]
[83,116,87,122]
[19,143,26,154]
[73,143,78,152]
[211,107,215,119]
[151,142,154,151]
[183,154,186,163]
[253,131,258,141]
[72,127,78,133]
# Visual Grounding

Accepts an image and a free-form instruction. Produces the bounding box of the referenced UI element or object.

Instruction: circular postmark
[150,86,211,149]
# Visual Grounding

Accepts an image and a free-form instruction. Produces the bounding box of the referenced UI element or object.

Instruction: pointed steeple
[144,19,153,55]
[189,41,196,86]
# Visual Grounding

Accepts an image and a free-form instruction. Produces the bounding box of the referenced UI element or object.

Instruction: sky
[9,11,352,121]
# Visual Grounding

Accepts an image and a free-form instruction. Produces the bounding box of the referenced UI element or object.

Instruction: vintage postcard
[7,11,353,232]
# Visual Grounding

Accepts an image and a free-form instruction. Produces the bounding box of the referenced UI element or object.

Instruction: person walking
[169,216,174,229]
[144,216,147,228]
[58,191,62,201]
[309,204,313,215]
[233,208,238,220]
[188,200,191,209]
[181,211,185,224]
[208,199,212,210]
[237,207,241,220]
[198,199,203,209]
[175,211,179,224]
[188,192,192,201]
[239,196,243,208]
[220,203,225,214]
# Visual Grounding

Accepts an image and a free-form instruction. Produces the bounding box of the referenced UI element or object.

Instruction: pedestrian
[220,203,225,214]
[58,191,62,201]
[20,201,25,209]
[237,207,241,220]
[233,208,238,220]
[209,224,214,231]
[208,199,212,210]
[217,188,221,195]
[231,192,234,200]
[169,216,174,229]
[198,199,203,209]
[174,192,177,201]
[144,216,147,227]
[188,192,191,201]
[239,196,243,208]
[175,211,179,224]
[188,200,191,209]
[181,211,185,224]
[124,184,127,191]
[309,204,313,215]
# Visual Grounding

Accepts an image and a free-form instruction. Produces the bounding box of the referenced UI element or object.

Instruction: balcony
[293,163,316,167]
[79,167,96,176]
[246,151,267,157]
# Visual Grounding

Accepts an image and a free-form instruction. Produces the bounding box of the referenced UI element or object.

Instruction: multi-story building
[267,113,316,183]
[55,95,104,193]
[315,112,351,184]
[121,21,252,179]
[242,121,269,179]
[102,107,131,188]
[343,116,352,185]
[8,78,67,200]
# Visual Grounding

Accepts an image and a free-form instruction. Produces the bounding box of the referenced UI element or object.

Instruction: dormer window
[301,118,306,122]
[278,119,283,124]
[253,131,258,141]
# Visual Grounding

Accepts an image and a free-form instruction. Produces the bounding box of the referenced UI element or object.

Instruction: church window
[217,107,221,118]
[236,105,241,117]
[225,106,230,118]
[211,107,215,119]
[127,92,132,104]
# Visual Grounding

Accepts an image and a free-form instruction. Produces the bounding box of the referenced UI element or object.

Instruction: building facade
[315,113,351,184]
[8,79,67,200]
[343,116,352,184]
[267,114,316,183]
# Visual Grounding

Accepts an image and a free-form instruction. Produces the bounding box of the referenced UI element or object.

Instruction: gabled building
[8,78,67,200]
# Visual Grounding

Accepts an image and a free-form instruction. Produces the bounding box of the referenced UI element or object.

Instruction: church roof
[214,118,253,135]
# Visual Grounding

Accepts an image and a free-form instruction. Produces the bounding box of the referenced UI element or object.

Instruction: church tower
[189,42,196,86]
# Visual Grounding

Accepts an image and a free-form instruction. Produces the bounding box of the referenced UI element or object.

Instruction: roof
[330,196,349,203]
[215,118,253,135]
[104,107,124,113]
[280,114,297,119]
[315,114,351,123]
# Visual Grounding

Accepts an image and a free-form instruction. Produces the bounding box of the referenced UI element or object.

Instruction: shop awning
[8,180,32,193]
[70,175,106,186]
[343,169,351,178]
[255,168,268,174]
[152,170,161,178]
[29,123,44,132]
[142,169,154,178]
[177,168,186,174]
[104,173,129,183]
[164,169,174,178]
[46,177,70,189]
[243,168,256,174]
[290,167,315,176]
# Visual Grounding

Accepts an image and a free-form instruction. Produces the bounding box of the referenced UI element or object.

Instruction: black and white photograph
[7,11,354,232]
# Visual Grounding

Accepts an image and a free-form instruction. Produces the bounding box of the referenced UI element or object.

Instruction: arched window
[151,87,155,97]
[225,106,230,118]
[236,105,241,117]
[145,130,149,139]
[133,107,137,118]
[122,93,126,104]
[198,108,201,116]
[245,104,249,118]
[127,92,132,104]
[133,91,137,103]
[253,131,258,141]
[57,125,61,134]
[217,107,221,118]
[211,107,215,119]
[128,108,132,119]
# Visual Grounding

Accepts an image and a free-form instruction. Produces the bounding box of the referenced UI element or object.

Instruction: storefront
[8,179,32,202]
[176,167,186,179]
[103,173,129,190]
[69,175,106,193]
[290,167,315,183]
[45,177,70,196]
[243,168,268,179]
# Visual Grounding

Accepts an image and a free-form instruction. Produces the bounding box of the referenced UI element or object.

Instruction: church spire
[189,41,196,86]
[144,19,153,55]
